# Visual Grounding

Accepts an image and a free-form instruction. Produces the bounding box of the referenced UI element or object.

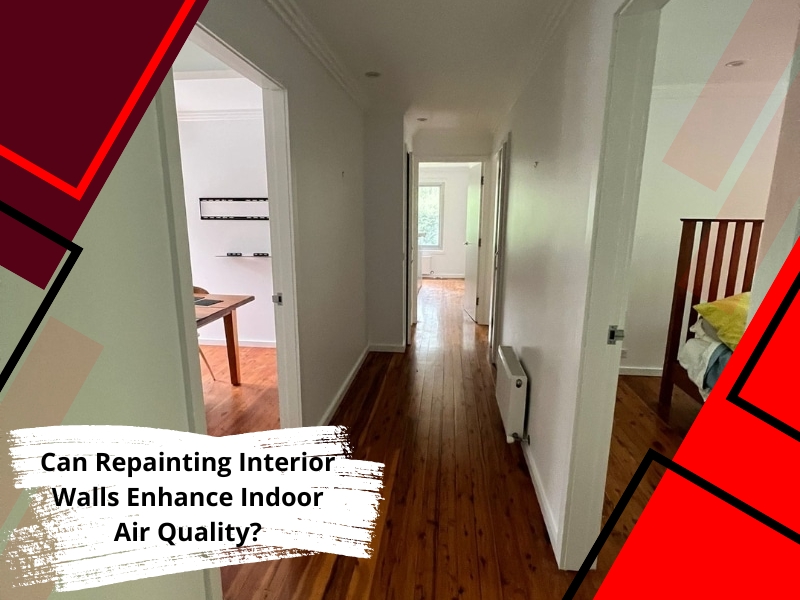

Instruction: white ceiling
[292,0,565,134]
[654,0,786,87]
[177,0,791,139]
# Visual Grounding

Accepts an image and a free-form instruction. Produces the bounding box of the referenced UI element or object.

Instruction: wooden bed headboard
[658,218,763,418]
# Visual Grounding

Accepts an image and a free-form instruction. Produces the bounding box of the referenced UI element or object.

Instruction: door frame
[412,154,490,318]
[174,26,304,431]
[560,0,667,569]
[488,139,510,364]
[463,162,485,322]
[404,148,414,344]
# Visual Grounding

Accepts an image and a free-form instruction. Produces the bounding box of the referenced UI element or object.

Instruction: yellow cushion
[694,292,750,350]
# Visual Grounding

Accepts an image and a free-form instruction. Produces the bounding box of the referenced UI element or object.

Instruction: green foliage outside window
[418,185,443,248]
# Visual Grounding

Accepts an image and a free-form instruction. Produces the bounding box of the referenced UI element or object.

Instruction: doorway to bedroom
[614,0,787,433]
[561,0,799,571]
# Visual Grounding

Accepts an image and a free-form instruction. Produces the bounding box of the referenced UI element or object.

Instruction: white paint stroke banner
[5,425,384,591]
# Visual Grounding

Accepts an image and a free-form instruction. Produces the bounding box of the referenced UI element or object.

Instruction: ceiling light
[725,60,746,68]
[364,71,381,78]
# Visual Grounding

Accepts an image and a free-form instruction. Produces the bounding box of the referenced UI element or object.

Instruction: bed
[658,218,763,419]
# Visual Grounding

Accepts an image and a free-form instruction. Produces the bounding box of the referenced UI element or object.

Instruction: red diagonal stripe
[596,472,800,598]
[595,239,800,594]
[0,0,197,199]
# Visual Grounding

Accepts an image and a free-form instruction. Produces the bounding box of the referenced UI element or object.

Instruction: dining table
[194,294,255,385]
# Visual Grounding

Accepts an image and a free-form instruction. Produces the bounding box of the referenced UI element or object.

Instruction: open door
[406,151,418,342]
[489,141,509,363]
[463,163,483,321]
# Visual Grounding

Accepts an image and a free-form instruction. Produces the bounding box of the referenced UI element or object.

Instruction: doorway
[172,40,279,434]
[169,26,303,434]
[415,160,485,323]
[564,0,797,569]
[488,140,509,364]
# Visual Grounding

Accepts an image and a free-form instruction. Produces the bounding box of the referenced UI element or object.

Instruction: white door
[407,152,419,341]
[560,7,662,568]
[489,141,509,363]
[463,164,483,321]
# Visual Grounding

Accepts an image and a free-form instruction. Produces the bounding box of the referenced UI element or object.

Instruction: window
[418,183,444,249]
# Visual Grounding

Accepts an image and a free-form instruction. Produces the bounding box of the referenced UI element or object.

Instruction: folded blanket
[704,343,732,390]
[677,320,723,400]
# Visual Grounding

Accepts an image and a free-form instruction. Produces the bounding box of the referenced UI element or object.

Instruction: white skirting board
[369,344,406,353]
[317,345,370,426]
[618,366,662,377]
[198,338,276,348]
[521,442,562,563]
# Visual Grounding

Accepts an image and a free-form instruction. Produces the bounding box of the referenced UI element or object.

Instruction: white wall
[175,78,276,347]
[197,0,369,426]
[751,33,800,319]
[412,128,493,157]
[621,0,785,374]
[364,112,406,351]
[419,164,471,278]
[8,83,213,600]
[491,0,619,563]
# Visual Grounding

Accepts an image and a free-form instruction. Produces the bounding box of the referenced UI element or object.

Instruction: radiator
[496,346,529,443]
[420,255,433,276]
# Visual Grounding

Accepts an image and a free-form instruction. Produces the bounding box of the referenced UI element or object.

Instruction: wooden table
[195,294,255,386]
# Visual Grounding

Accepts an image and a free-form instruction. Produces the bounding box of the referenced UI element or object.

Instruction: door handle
[464,242,469,245]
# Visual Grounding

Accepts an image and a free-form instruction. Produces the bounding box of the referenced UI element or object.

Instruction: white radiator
[420,255,433,276]
[496,346,528,444]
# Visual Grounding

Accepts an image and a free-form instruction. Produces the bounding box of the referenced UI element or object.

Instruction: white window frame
[418,182,445,251]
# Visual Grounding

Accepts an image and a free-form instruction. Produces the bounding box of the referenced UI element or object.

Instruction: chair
[194,286,216,381]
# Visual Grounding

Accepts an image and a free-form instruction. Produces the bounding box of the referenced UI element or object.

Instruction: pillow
[698,317,721,343]
[694,292,750,350]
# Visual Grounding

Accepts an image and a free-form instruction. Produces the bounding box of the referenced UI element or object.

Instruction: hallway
[220,279,686,599]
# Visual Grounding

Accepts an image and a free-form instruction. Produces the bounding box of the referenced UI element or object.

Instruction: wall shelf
[199,197,269,220]
[199,198,269,201]
[215,253,271,258]
[202,216,269,221]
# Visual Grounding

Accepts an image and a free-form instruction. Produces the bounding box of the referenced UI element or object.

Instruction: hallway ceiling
[291,0,565,134]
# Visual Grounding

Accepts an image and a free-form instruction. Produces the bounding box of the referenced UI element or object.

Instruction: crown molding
[173,69,244,81]
[177,108,263,122]
[491,0,581,133]
[263,0,370,109]
[531,0,583,74]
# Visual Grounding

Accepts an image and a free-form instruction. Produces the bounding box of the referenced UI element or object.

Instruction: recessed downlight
[725,60,746,68]
[364,71,381,78]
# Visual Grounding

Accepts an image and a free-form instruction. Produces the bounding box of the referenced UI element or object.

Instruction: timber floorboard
[200,345,280,436]
[207,279,697,599]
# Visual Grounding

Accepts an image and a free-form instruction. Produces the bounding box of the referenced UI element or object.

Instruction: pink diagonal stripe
[664,0,800,191]
[0,318,102,527]
[717,99,784,220]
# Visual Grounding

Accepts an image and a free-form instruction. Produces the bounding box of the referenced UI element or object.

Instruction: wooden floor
[200,345,280,436]
[210,279,700,599]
